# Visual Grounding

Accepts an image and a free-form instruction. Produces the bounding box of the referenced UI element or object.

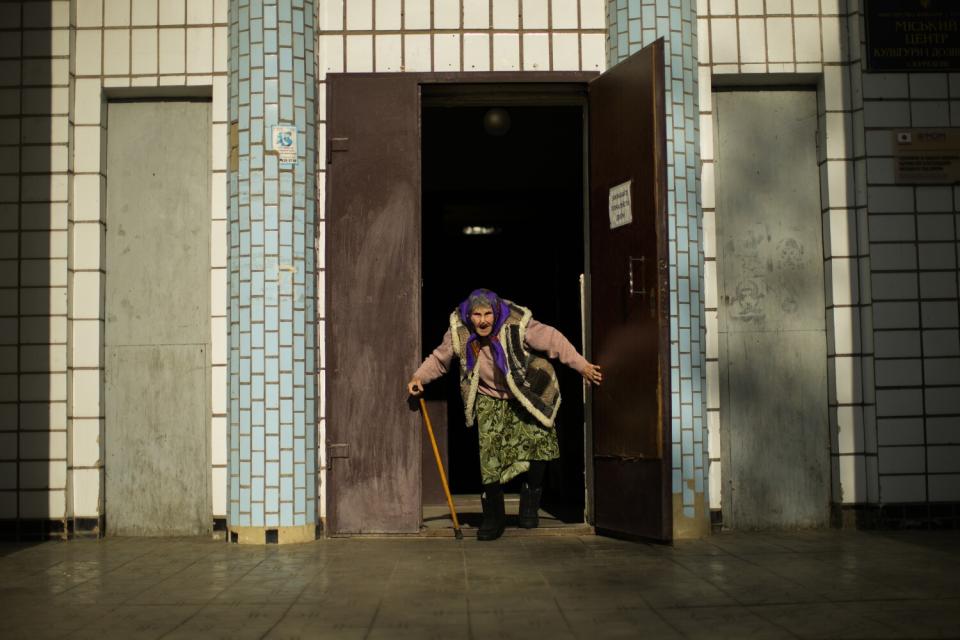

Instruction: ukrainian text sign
[608,180,633,230]
[865,0,960,72]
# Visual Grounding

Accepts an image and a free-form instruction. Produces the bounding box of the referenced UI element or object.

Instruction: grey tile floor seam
[746,602,908,639]
[154,554,286,638]
[1,532,960,639]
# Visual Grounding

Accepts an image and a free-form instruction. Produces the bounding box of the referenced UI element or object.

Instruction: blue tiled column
[228,0,316,543]
[607,0,709,537]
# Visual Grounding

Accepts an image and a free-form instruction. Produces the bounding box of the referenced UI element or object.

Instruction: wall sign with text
[865,0,960,72]
[271,125,298,164]
[608,180,633,230]
[894,129,960,184]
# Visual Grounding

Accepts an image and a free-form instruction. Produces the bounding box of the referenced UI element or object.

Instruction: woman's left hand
[581,363,603,386]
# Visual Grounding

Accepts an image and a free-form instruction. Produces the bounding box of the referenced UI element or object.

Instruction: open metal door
[588,40,671,541]
[325,74,422,534]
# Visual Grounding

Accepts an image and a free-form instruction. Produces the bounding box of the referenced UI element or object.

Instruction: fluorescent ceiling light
[462,225,500,236]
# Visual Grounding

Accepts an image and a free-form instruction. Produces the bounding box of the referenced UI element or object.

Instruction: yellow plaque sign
[893,129,960,184]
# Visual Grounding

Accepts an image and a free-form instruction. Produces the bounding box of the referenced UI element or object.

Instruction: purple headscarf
[458,289,510,375]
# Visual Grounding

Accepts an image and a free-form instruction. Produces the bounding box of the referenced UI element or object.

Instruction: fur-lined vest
[450,302,561,429]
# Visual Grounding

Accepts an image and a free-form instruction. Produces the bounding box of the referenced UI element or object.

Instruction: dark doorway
[327,54,668,539]
[420,95,586,524]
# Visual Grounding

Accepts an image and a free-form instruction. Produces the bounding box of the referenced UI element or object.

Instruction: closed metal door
[104,100,211,536]
[713,90,830,528]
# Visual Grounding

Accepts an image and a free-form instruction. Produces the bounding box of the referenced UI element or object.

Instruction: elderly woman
[408,289,602,541]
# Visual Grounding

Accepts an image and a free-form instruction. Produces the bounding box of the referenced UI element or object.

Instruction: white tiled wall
[0,0,72,524]
[0,0,227,519]
[317,0,606,74]
[701,0,960,508]
[698,0,874,509]
[860,74,960,503]
[65,0,228,523]
[6,0,606,527]
[6,0,957,532]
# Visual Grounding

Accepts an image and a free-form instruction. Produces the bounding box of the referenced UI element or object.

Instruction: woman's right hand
[407,378,424,397]
[581,363,603,385]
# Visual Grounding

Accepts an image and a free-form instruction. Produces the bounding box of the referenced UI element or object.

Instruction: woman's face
[470,305,495,337]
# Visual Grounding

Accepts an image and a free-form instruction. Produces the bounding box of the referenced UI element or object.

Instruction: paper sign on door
[608,180,633,229]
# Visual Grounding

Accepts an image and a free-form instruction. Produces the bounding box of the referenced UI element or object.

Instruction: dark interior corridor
[420,97,586,521]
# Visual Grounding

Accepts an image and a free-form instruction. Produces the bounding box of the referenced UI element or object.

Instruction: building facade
[0,0,957,541]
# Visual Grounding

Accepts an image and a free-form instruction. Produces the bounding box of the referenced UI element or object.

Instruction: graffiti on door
[727,223,808,327]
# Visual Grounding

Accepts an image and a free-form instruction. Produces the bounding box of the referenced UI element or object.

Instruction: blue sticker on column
[271,125,297,165]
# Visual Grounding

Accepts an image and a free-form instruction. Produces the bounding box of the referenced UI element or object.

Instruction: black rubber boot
[519,482,543,529]
[477,482,505,541]
[519,461,546,529]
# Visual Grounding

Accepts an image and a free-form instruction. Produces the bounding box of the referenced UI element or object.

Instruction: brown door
[588,40,671,541]
[325,74,422,534]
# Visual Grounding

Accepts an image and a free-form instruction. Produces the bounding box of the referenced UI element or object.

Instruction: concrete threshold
[417,493,591,538]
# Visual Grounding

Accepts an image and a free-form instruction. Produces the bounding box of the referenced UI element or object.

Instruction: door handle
[628,256,646,297]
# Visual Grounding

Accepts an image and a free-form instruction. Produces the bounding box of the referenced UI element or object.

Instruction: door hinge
[327,137,349,163]
[327,443,350,459]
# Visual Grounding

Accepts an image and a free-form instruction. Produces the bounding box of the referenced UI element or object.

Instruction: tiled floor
[1,530,959,639]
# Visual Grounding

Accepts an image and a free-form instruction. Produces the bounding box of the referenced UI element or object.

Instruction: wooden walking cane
[419,398,463,540]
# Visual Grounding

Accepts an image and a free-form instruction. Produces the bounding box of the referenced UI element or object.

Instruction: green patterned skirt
[475,394,560,485]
